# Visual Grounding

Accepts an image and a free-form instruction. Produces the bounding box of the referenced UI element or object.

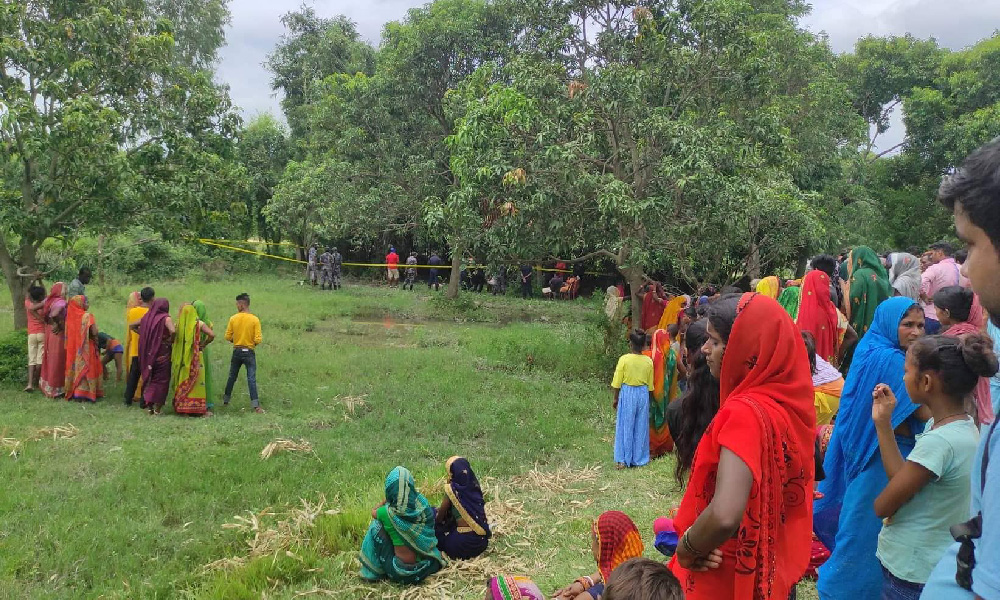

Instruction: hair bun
[959,333,1000,378]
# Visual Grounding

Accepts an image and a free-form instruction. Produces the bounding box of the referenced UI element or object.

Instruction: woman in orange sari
[64,295,103,402]
[645,328,681,457]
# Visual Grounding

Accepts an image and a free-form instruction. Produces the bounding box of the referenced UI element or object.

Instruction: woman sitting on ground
[488,576,545,600]
[360,466,446,585]
[435,456,491,559]
[554,511,645,600]
[669,294,815,600]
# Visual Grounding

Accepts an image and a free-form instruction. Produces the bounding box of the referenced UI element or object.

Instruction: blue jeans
[224,348,259,407]
[881,565,924,600]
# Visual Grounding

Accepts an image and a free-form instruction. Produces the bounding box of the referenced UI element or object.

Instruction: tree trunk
[0,242,37,331]
[446,249,462,299]
[97,234,106,289]
[747,241,762,281]
[626,268,645,331]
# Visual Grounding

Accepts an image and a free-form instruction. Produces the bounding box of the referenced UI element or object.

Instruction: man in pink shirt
[920,240,969,334]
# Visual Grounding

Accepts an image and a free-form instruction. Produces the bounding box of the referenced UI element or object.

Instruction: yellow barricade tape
[194,239,604,275]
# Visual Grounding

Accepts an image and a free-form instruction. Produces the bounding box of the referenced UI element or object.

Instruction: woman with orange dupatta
[39,282,67,398]
[64,295,103,402]
[554,511,645,599]
[670,293,815,600]
[645,329,680,457]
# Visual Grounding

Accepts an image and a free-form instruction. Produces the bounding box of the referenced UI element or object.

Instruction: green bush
[0,329,28,384]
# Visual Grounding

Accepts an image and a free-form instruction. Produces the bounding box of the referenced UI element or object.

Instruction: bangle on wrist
[575,575,594,590]
[682,531,706,558]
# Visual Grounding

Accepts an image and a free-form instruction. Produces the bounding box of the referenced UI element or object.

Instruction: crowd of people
[367,138,1000,600]
[16,139,1000,599]
[23,272,265,416]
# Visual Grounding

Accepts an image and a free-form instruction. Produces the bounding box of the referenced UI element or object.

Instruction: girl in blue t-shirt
[610,329,655,470]
[871,333,999,600]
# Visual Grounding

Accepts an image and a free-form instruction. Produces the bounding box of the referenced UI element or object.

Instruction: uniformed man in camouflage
[319,247,334,290]
[307,243,319,286]
[404,251,418,291]
[330,247,343,290]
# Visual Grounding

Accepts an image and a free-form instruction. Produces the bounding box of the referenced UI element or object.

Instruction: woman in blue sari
[435,456,491,559]
[360,466,446,584]
[815,297,927,599]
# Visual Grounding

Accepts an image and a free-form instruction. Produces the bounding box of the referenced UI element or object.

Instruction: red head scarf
[796,270,840,364]
[593,511,644,581]
[671,293,815,600]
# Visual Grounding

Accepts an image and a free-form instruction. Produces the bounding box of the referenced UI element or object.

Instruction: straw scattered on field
[205,496,341,573]
[260,438,319,460]
[30,423,79,441]
[2,436,22,458]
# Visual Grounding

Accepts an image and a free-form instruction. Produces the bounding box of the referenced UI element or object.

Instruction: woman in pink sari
[39,282,67,398]
[933,285,994,424]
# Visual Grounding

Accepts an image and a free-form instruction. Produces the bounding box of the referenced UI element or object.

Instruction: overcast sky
[217,0,1000,143]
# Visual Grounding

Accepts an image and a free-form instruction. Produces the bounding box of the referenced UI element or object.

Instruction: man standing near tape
[330,247,343,290]
[307,243,318,286]
[319,247,334,290]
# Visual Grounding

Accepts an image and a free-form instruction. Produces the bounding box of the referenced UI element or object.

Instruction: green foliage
[0,329,27,384]
[0,0,246,329]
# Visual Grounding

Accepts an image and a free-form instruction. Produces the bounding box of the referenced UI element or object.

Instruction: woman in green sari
[846,247,892,337]
[778,284,802,320]
[360,466,446,585]
[170,302,215,416]
[841,246,892,373]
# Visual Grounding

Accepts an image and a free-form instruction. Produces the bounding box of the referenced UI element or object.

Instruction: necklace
[933,412,968,428]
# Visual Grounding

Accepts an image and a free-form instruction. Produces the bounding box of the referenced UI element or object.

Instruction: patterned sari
[359,466,446,584]
[646,329,680,457]
[670,293,815,600]
[171,304,208,415]
[846,246,892,337]
[39,282,67,398]
[595,511,644,581]
[489,576,544,600]
[64,295,103,402]
[436,456,491,559]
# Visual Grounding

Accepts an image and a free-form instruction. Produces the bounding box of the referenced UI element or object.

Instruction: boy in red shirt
[24,285,46,392]
[385,247,400,287]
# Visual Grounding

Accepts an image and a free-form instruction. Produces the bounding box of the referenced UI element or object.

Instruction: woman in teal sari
[360,466,446,585]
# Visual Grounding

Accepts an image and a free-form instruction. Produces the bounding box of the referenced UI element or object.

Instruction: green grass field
[0,275,818,599]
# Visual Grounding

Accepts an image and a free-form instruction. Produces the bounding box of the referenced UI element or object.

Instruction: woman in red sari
[64,295,103,402]
[670,293,815,600]
[39,282,68,398]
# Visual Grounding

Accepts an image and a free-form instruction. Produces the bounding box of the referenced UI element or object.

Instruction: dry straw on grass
[2,436,22,458]
[260,438,319,461]
[205,496,340,573]
[30,424,79,441]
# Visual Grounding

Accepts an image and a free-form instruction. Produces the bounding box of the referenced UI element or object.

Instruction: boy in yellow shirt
[611,330,655,469]
[223,293,264,413]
